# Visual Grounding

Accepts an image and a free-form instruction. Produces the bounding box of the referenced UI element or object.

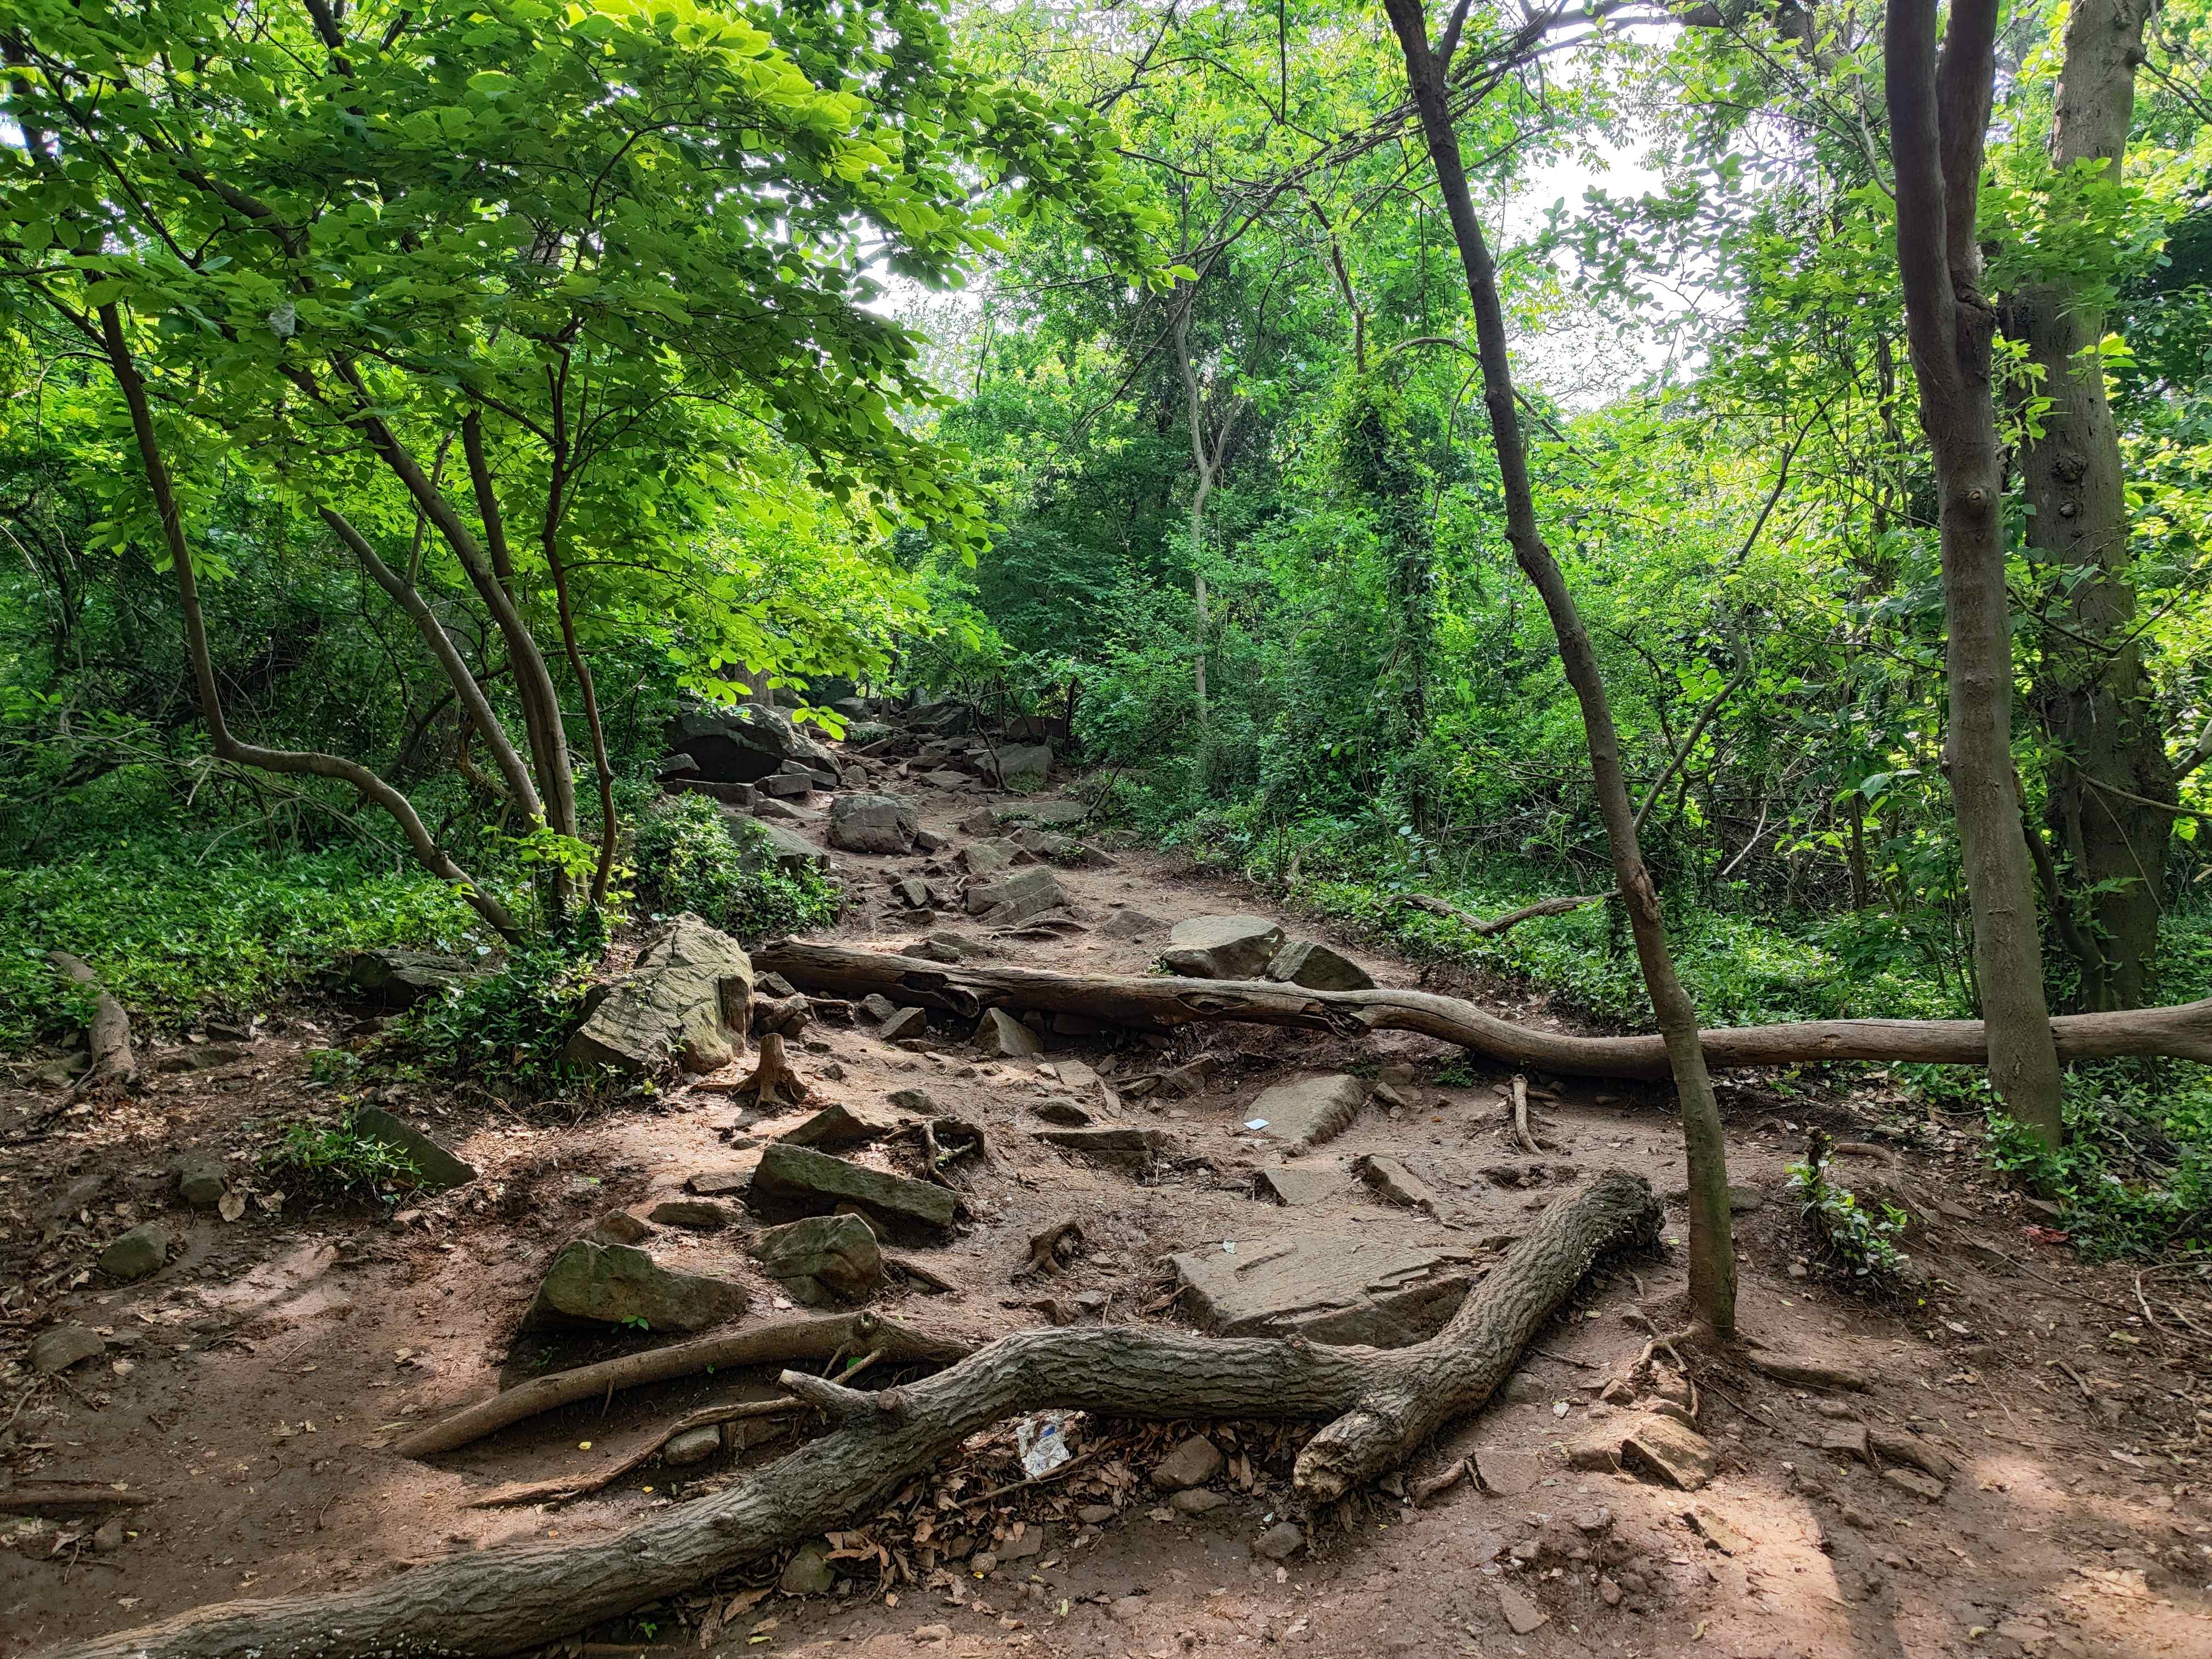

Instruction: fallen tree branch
[48,952,138,1093]
[467,1397,809,1508]
[43,1172,1660,1659]
[1508,1074,1541,1155]
[1399,890,1612,936]
[757,941,2212,1079]
[392,1312,967,1460]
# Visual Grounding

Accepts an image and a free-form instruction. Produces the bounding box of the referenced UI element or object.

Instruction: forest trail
[2,765,2207,1659]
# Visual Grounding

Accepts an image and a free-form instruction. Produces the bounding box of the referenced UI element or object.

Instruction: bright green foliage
[264,1112,426,1196]
[393,933,605,1091]
[1786,1143,1911,1282]
[1985,1066,2212,1258]
[630,794,841,941]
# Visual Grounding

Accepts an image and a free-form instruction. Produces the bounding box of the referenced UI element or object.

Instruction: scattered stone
[914,827,950,854]
[1881,1467,1946,1502]
[31,1324,105,1375]
[1266,940,1376,992]
[686,1169,756,1198]
[1572,1507,1613,1535]
[1152,1435,1225,1491]
[1598,1576,1621,1607]
[1252,1521,1305,1561]
[961,840,1018,878]
[647,1199,735,1232]
[92,1517,129,1553]
[1744,1343,1871,1392]
[752,1213,884,1305]
[879,1006,929,1042]
[98,1221,173,1282]
[1688,1504,1753,1556]
[1473,1449,1542,1497]
[828,792,921,854]
[780,1100,915,1149]
[1170,1488,1227,1516]
[1099,909,1167,941]
[1354,1153,1439,1213]
[1032,1126,1173,1155]
[1160,915,1284,979]
[1246,1074,1369,1149]
[1497,1584,1548,1635]
[1258,1164,1344,1206]
[343,948,473,1008]
[562,913,753,1076]
[1170,1232,1478,1346]
[738,816,832,874]
[1869,1429,1953,1480]
[1820,1422,1872,1463]
[590,1210,653,1245]
[859,993,898,1024]
[1034,1097,1094,1127]
[175,1155,228,1209]
[757,771,814,799]
[351,1106,478,1191]
[1619,1414,1719,1491]
[964,865,1070,925]
[155,1043,247,1073]
[974,1007,1043,1058]
[526,1239,747,1332]
[749,1142,958,1232]
[1078,1504,1117,1525]
[780,1541,836,1595]
[663,1425,723,1467]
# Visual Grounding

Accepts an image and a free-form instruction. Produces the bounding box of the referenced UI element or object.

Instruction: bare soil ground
[4,774,2210,1659]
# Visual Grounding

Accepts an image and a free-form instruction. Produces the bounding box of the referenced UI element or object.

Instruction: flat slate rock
[1245,1074,1368,1149]
[964,866,1069,925]
[779,1100,915,1149]
[1032,1126,1174,1155]
[749,1142,958,1232]
[752,1213,882,1306]
[1354,1153,1440,1212]
[344,948,475,1008]
[991,800,1089,827]
[561,913,753,1075]
[1169,1232,1479,1347]
[1266,940,1376,992]
[525,1239,747,1332]
[974,1006,1043,1057]
[1256,1163,1345,1206]
[687,1167,759,1197]
[1160,914,1283,979]
[352,1106,478,1191]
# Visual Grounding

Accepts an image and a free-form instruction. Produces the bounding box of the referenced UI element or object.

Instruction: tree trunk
[1381,0,1737,1335]
[1172,299,1232,791]
[2009,0,2173,1011]
[1885,0,2067,1145]
[48,951,137,1091]
[39,1174,1659,1659]
[755,941,2212,1074]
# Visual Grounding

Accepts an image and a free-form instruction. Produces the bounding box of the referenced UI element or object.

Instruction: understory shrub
[630,794,841,940]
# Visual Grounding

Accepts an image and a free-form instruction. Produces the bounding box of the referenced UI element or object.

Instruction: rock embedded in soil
[961,840,1018,877]
[525,1239,747,1333]
[779,1100,915,1149]
[859,993,898,1024]
[879,1006,929,1042]
[98,1221,173,1282]
[1354,1153,1440,1213]
[780,1541,837,1595]
[1881,1466,1946,1501]
[1257,1163,1343,1206]
[964,865,1070,925]
[1266,939,1376,991]
[175,1155,228,1209]
[1032,1125,1173,1157]
[748,1142,958,1232]
[31,1324,106,1374]
[974,1006,1043,1058]
[827,792,920,854]
[1497,1584,1549,1635]
[1099,908,1167,941]
[1170,1488,1227,1515]
[752,1213,883,1305]
[1245,1074,1369,1149]
[351,1106,478,1191]
[1160,914,1284,979]
[1473,1449,1542,1496]
[1151,1434,1226,1491]
[1170,1231,1478,1346]
[662,1426,723,1467]
[1034,1097,1095,1128]
[562,913,754,1076]
[740,816,832,875]
[589,1210,654,1245]
[344,948,475,1008]
[647,1199,735,1232]
[1252,1521,1305,1561]
[686,1169,756,1198]
[1582,1412,1717,1490]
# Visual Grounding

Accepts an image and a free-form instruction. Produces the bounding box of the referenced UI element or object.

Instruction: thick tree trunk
[38,1174,1659,1659]
[2010,0,2173,1010]
[48,950,137,1091]
[756,941,2212,1076]
[1885,0,2067,1145]
[1381,0,1736,1334]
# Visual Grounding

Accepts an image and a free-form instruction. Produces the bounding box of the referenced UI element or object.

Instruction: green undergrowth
[388,926,610,1096]
[262,1112,426,1197]
[0,836,487,1051]
[630,793,842,941]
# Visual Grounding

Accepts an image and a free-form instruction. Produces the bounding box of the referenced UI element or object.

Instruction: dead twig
[1508,1074,1541,1155]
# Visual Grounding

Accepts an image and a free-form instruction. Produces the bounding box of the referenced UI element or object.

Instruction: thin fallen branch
[392,1312,967,1460]
[757,942,2212,1080]
[1508,1074,1541,1155]
[43,1173,1659,1659]
[467,1397,809,1509]
[47,952,138,1093]
[1399,890,1612,936]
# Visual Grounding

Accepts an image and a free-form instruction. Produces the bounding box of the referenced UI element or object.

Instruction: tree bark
[2008,0,2173,1011]
[1381,0,1737,1334]
[47,950,137,1091]
[756,940,2212,1077]
[1172,297,1237,789]
[39,1174,1659,1659]
[1885,0,2067,1146]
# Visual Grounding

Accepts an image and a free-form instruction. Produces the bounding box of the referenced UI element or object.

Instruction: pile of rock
[1158,915,1375,990]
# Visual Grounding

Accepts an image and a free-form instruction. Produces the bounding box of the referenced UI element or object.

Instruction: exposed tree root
[48,951,138,1094]
[1508,1074,1541,1154]
[42,1173,1659,1659]
[757,941,2212,1079]
[467,1397,809,1509]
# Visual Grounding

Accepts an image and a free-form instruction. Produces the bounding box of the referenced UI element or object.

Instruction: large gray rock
[974,1008,1043,1058]
[352,1107,477,1190]
[666,703,838,783]
[525,1239,747,1332]
[981,743,1053,791]
[1266,940,1376,992]
[990,800,1089,827]
[733,815,831,876]
[176,1155,228,1209]
[748,1142,958,1233]
[905,699,974,736]
[1161,916,1283,979]
[344,949,473,1008]
[964,866,1070,925]
[1169,1232,1479,1346]
[563,914,753,1076]
[779,1100,917,1149]
[827,793,920,854]
[752,1214,883,1305]
[98,1221,173,1282]
[961,839,1019,877]
[1244,1074,1368,1149]
[31,1324,105,1375]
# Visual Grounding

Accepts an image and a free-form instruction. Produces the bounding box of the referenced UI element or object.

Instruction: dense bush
[630,794,842,941]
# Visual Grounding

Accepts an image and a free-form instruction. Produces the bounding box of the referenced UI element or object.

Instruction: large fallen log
[38,1172,1659,1659]
[757,940,2212,1079]
[48,950,138,1092]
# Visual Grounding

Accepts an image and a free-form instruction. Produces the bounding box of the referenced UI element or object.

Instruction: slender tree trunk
[2008,0,2172,1010]
[1885,0,2067,1146]
[1171,301,1226,791]
[539,435,620,907]
[1381,0,1736,1335]
[96,307,520,939]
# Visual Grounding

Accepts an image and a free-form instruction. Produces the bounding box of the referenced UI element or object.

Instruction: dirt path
[3,769,2208,1659]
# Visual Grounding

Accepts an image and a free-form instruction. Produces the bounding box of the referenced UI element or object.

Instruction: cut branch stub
[42,1173,1658,1659]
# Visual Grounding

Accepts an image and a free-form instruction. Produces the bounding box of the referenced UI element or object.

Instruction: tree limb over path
[38,1174,1660,1659]
[757,942,2212,1079]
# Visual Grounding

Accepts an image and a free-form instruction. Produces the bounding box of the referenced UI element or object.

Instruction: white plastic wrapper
[1016,1410,1076,1478]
